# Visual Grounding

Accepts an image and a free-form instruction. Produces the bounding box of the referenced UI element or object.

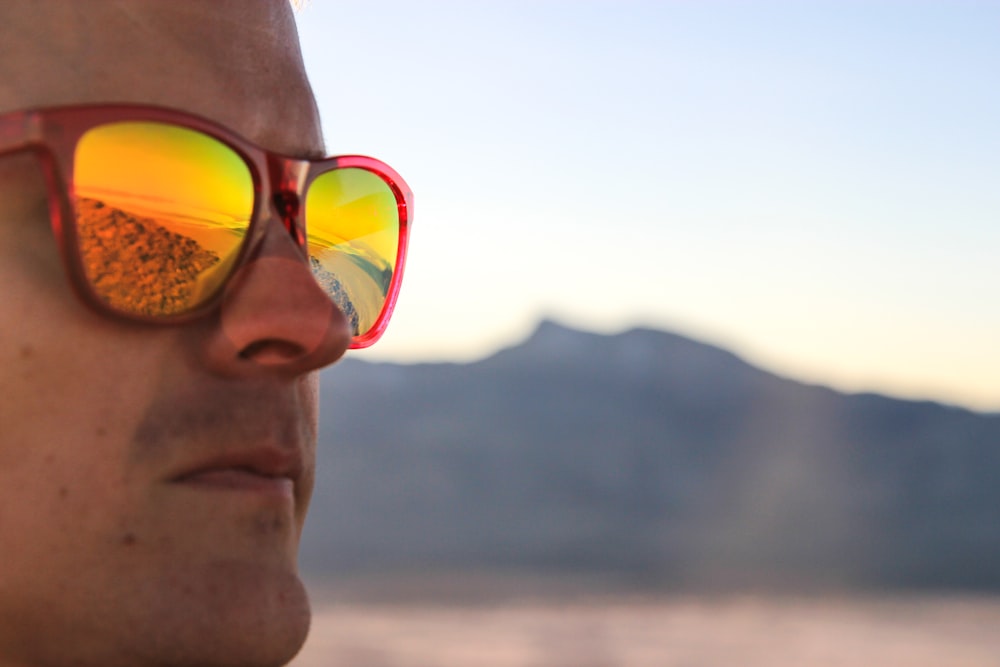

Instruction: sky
[294,1,1000,413]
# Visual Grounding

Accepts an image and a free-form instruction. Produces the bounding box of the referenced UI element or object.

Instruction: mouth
[176,467,295,497]
[171,448,302,500]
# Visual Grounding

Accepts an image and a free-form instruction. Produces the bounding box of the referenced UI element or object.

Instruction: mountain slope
[303,320,1000,590]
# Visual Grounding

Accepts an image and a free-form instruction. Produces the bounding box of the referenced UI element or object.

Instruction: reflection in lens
[73,121,253,316]
[74,198,222,315]
[305,167,399,337]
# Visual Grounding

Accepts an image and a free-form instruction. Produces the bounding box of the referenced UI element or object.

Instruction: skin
[0,2,351,666]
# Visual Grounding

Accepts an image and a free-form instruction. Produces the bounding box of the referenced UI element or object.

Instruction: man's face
[0,2,349,665]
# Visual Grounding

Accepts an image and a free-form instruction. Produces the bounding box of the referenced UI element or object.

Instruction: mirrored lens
[305,167,400,337]
[73,121,254,316]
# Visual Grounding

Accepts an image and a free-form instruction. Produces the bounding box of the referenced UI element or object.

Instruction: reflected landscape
[76,196,224,315]
[307,243,391,338]
[74,194,390,330]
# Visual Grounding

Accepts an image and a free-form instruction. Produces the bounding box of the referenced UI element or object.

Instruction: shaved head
[0,1,322,154]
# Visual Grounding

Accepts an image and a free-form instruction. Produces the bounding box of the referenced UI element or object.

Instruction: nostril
[238,339,307,365]
[211,255,350,377]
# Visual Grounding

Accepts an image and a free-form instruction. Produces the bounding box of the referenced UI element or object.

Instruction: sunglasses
[0,104,412,348]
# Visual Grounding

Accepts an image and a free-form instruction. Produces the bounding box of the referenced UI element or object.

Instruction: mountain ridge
[303,319,1000,591]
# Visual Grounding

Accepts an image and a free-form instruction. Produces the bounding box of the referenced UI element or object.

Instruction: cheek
[0,201,160,585]
[0,426,134,613]
[0,370,167,575]
[0,352,139,535]
[0,286,169,553]
[0,449,123,536]
[0,332,155,476]
[0,217,174,463]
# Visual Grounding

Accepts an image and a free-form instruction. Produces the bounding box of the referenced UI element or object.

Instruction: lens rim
[0,104,412,348]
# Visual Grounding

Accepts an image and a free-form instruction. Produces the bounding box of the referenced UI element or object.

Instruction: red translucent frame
[0,103,412,349]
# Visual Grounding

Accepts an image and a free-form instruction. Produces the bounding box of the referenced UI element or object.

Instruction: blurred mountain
[302,320,1000,591]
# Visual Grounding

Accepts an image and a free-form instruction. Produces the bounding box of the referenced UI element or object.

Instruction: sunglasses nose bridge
[267,155,309,247]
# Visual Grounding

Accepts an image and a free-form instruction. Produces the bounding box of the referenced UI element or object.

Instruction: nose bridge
[267,153,309,246]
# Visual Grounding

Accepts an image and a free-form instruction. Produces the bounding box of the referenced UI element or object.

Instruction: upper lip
[170,446,304,484]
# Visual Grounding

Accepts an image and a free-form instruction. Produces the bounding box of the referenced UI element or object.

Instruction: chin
[197,565,312,667]
[30,561,313,667]
[127,562,313,667]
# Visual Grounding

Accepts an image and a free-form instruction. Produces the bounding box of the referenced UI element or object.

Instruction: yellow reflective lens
[305,168,399,336]
[73,121,254,316]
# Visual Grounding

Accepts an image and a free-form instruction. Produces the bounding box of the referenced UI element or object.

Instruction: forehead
[0,0,323,157]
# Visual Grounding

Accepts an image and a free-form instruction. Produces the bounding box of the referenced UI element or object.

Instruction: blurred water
[291,593,1000,667]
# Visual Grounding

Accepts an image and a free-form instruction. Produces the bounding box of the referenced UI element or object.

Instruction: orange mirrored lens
[305,167,399,337]
[73,121,254,316]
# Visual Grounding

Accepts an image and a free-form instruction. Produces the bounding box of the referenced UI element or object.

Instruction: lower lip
[176,469,294,498]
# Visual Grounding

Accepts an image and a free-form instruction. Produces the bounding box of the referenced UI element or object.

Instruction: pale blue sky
[295,1,1000,411]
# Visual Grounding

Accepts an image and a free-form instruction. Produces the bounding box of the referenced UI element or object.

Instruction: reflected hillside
[308,242,393,338]
[76,197,221,315]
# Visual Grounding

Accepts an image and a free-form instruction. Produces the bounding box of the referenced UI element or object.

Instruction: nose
[198,217,353,379]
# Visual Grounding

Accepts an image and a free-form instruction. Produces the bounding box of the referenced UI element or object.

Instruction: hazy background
[296,0,1000,413]
[291,2,999,665]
